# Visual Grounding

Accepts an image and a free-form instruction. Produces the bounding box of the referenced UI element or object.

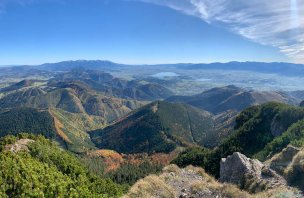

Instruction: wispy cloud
[0,0,63,13]
[134,0,304,63]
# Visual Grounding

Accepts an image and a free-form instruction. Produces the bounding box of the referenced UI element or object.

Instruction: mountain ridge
[2,60,304,76]
[90,101,216,154]
[167,85,299,114]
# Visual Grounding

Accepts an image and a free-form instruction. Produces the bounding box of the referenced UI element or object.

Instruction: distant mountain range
[179,61,304,76]
[35,60,304,76]
[1,60,304,76]
[167,85,299,114]
[49,69,174,100]
[39,60,127,71]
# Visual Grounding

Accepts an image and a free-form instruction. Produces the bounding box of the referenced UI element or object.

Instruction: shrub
[0,134,126,197]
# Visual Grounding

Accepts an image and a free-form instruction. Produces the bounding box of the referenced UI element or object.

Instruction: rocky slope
[125,164,301,198]
[126,146,304,197]
[220,152,288,193]
[267,145,304,191]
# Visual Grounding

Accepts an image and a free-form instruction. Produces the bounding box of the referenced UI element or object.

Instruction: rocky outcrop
[125,164,301,198]
[4,139,35,153]
[220,152,287,193]
[125,165,251,198]
[268,145,301,174]
[220,152,264,185]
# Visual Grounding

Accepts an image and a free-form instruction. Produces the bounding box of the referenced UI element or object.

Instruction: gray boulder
[220,152,287,193]
[269,145,300,174]
[220,152,264,185]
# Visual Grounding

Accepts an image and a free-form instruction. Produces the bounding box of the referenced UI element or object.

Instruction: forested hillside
[0,108,57,139]
[91,101,216,154]
[0,82,144,121]
[174,102,304,177]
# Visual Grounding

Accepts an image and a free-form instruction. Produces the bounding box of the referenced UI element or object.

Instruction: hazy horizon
[1,59,303,67]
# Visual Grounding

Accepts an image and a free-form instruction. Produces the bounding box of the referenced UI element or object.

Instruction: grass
[268,145,300,175]
[126,165,251,198]
[124,175,175,198]
[284,149,304,190]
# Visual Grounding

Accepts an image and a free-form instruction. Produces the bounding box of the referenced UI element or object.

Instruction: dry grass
[124,175,175,198]
[284,150,304,190]
[185,165,215,183]
[162,164,181,174]
[186,165,250,197]
[219,184,251,198]
[268,145,300,175]
[125,164,301,198]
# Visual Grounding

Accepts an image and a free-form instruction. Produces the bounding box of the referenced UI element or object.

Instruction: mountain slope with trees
[50,69,174,100]
[0,108,57,139]
[167,85,298,114]
[91,101,216,154]
[173,102,304,177]
[0,82,144,123]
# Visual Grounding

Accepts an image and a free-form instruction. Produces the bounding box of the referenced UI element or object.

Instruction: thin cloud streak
[0,0,64,12]
[134,0,304,63]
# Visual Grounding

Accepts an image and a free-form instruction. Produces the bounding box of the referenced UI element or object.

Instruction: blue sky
[0,0,302,65]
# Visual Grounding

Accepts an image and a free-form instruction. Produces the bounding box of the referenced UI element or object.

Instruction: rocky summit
[220,152,289,193]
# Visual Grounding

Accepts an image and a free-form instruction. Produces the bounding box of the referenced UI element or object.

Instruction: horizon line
[0,59,302,68]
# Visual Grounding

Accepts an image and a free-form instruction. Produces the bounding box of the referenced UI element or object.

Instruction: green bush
[255,119,304,160]
[172,147,210,168]
[106,161,163,185]
[0,134,126,197]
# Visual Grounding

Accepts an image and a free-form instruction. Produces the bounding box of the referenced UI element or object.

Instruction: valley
[1,60,304,197]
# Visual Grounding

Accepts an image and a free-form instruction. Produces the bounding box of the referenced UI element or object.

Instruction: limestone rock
[220,152,264,185]
[220,152,287,193]
[4,139,35,153]
[269,145,300,174]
